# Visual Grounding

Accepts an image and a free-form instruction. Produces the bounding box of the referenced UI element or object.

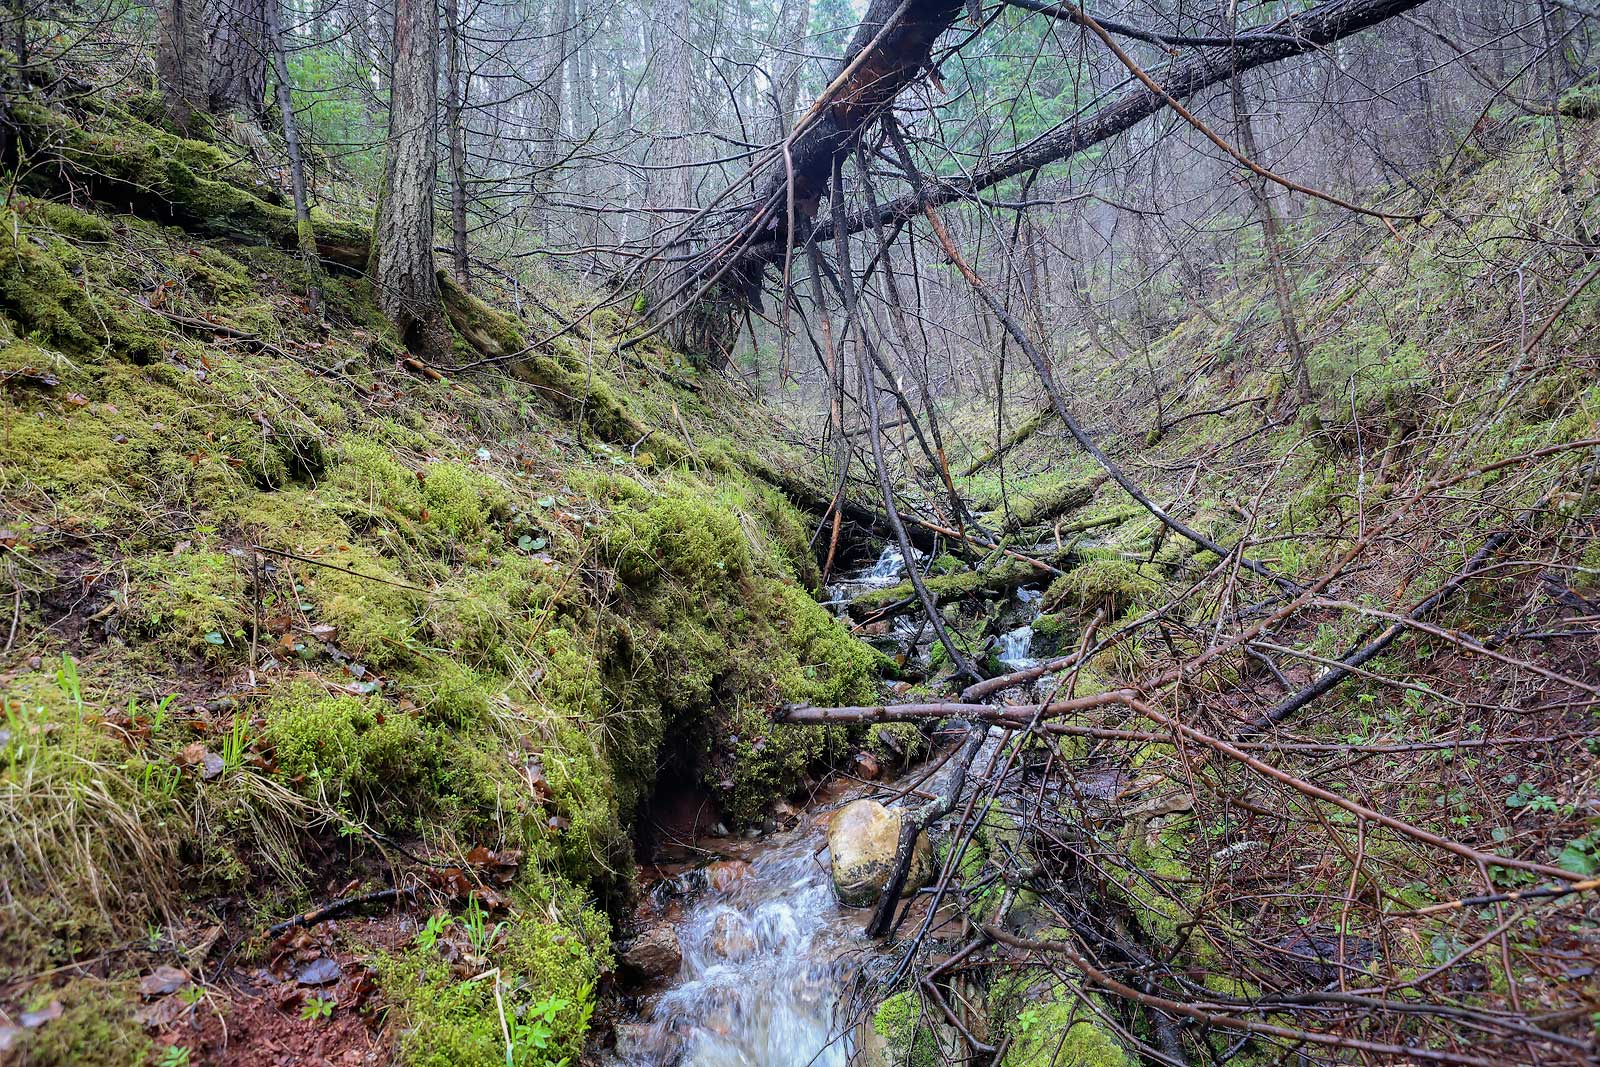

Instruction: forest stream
[606,547,1050,1067]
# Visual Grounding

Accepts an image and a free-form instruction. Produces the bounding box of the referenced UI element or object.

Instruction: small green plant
[415,912,454,952]
[462,898,505,955]
[178,984,205,1008]
[151,693,177,731]
[510,992,579,1066]
[300,995,335,1022]
[221,713,251,774]
[158,1044,191,1067]
[145,923,165,952]
[55,653,82,710]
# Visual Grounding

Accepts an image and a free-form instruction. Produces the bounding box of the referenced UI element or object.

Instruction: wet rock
[706,859,751,893]
[826,799,932,907]
[707,910,757,961]
[620,925,682,985]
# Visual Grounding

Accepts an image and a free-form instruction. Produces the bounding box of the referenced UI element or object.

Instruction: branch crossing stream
[608,546,1054,1067]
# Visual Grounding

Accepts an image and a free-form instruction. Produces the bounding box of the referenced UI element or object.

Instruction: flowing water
[606,547,1049,1067]
[996,624,1035,669]
[609,818,867,1067]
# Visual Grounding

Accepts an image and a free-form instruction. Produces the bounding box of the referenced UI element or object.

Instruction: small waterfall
[611,834,861,1067]
[862,545,908,585]
[997,624,1035,669]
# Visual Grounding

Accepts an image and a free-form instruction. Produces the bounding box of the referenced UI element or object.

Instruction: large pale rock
[827,799,933,907]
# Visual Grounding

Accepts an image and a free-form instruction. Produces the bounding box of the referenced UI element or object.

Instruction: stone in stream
[826,799,933,907]
[618,924,682,985]
[707,910,757,961]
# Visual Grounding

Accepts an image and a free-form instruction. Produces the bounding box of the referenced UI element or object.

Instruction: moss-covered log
[846,554,1064,621]
[13,98,371,269]
[997,475,1104,535]
[747,456,941,552]
[959,406,1053,477]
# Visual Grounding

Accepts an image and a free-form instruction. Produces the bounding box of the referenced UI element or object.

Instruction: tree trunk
[766,0,810,142]
[370,0,449,358]
[209,0,269,122]
[645,0,698,346]
[265,0,321,314]
[157,0,209,135]
[527,0,573,231]
[1229,71,1314,411]
[442,0,471,288]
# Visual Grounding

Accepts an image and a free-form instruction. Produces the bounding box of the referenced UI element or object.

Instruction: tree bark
[765,0,810,142]
[157,0,210,135]
[209,0,270,122]
[442,0,471,288]
[646,0,697,345]
[370,0,450,358]
[527,0,573,231]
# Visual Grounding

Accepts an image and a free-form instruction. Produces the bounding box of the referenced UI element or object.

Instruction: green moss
[1558,84,1600,120]
[14,99,370,267]
[377,894,606,1067]
[423,461,508,538]
[128,547,248,659]
[997,476,1099,533]
[264,686,431,815]
[9,979,151,1067]
[1001,990,1131,1067]
[847,558,1037,619]
[872,991,943,1067]
[0,218,99,354]
[23,197,117,243]
[0,673,187,970]
[1043,558,1154,619]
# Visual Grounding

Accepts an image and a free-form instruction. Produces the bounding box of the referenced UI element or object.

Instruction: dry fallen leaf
[139,965,190,997]
[295,957,343,987]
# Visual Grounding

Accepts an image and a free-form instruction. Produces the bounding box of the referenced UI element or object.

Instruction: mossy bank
[0,92,883,1066]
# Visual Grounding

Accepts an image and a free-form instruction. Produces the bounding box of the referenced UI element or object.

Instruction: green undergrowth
[0,101,883,1066]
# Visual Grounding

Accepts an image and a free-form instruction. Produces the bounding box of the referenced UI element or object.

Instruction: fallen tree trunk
[15,98,371,269]
[749,455,941,552]
[720,0,1432,292]
[959,406,1053,476]
[998,475,1103,535]
[708,0,966,310]
[845,553,1062,621]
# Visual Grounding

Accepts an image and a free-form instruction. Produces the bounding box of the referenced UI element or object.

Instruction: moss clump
[8,979,151,1067]
[1558,84,1600,120]
[872,990,944,1067]
[261,683,511,842]
[378,892,607,1067]
[265,687,429,810]
[1043,559,1153,619]
[128,547,248,659]
[0,219,100,354]
[998,987,1131,1067]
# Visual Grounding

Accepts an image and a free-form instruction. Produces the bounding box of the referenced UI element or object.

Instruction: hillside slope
[0,92,892,1066]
